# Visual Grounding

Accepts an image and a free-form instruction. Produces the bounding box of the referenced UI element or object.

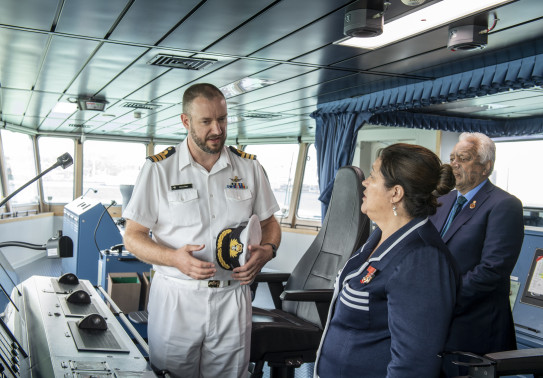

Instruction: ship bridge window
[494,140,543,208]
[82,140,146,205]
[1,129,38,205]
[297,144,321,222]
[154,144,173,154]
[244,144,298,222]
[38,137,75,203]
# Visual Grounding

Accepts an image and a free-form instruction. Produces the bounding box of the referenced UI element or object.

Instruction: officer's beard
[190,127,225,155]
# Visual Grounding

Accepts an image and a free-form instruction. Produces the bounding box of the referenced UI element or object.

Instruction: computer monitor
[520,248,543,309]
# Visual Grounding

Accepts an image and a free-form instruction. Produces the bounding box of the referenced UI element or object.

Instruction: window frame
[241,142,322,231]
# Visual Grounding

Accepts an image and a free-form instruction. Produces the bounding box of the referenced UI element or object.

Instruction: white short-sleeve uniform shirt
[123,139,279,281]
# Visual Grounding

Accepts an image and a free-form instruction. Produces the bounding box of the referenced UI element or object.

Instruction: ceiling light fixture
[220,77,278,99]
[401,0,426,5]
[52,102,78,114]
[336,0,512,50]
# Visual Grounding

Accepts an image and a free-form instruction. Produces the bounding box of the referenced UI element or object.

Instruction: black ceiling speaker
[448,24,488,51]
[344,0,385,38]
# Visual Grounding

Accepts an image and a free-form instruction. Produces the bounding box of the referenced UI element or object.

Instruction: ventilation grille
[122,102,162,110]
[147,54,217,70]
[68,123,89,128]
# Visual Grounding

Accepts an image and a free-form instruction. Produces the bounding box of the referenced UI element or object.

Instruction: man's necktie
[441,195,467,237]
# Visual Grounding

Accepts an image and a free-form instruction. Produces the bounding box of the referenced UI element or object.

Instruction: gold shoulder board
[147,146,176,162]
[228,146,256,160]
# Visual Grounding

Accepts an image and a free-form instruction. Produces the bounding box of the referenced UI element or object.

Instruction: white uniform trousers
[148,272,251,378]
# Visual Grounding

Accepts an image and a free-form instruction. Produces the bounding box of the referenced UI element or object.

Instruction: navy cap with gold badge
[216,215,261,270]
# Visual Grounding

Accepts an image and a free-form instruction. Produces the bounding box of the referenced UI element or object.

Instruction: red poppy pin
[361,266,377,284]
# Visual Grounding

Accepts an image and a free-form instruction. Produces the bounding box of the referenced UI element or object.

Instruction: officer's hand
[232,244,272,285]
[172,244,216,279]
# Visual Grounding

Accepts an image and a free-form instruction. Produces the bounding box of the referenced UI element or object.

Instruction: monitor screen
[520,248,543,309]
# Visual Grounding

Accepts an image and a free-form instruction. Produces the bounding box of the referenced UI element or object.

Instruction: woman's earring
[392,204,398,216]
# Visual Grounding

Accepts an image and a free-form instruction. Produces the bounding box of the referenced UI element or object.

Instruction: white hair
[459,132,496,173]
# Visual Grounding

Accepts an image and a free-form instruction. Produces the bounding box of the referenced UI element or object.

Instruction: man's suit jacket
[430,180,524,355]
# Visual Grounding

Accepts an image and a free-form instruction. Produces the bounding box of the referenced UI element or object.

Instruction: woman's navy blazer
[315,217,459,378]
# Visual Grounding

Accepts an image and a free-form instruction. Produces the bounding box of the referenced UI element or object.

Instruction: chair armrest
[485,348,543,376]
[280,289,334,327]
[279,289,333,302]
[441,349,543,376]
[254,272,291,283]
[253,272,291,310]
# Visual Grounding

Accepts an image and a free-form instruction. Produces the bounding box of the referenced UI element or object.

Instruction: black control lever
[66,290,91,305]
[77,314,107,331]
[59,272,79,285]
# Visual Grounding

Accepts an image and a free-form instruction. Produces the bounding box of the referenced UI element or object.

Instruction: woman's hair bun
[434,164,455,196]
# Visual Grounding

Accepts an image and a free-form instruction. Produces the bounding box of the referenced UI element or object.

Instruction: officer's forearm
[260,215,281,248]
[123,220,176,267]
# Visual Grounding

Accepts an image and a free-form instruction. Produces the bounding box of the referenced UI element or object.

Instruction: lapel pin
[470,200,476,209]
[360,266,377,284]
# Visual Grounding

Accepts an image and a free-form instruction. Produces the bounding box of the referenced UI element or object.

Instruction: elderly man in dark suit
[430,132,524,375]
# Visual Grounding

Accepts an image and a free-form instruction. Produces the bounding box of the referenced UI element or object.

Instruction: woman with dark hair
[314,143,459,378]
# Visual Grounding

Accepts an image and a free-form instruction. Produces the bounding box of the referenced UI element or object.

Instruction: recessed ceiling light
[336,0,513,50]
[52,102,78,114]
[220,77,277,98]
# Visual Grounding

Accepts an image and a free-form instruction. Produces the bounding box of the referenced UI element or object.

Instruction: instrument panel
[1,274,156,377]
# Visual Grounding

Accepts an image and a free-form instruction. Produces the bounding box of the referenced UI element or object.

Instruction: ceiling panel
[153,59,280,104]
[94,49,175,100]
[1,0,542,142]
[109,0,202,45]
[55,0,129,38]
[1,88,32,118]
[0,0,59,30]
[207,0,353,56]
[33,36,101,93]
[124,59,235,103]
[250,8,346,61]
[0,30,50,90]
[161,0,276,52]
[420,88,543,119]
[25,91,62,118]
[39,117,66,132]
[66,43,148,96]
[230,68,351,111]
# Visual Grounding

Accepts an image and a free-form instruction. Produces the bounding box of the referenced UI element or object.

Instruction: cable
[373,1,391,19]
[93,200,117,257]
[481,12,499,34]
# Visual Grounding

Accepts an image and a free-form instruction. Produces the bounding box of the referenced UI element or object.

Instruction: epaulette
[229,146,256,160]
[147,146,176,162]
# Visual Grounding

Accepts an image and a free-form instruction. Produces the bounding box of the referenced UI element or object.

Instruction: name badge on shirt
[171,184,193,190]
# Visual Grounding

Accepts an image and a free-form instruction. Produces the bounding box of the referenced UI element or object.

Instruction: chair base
[249,362,305,378]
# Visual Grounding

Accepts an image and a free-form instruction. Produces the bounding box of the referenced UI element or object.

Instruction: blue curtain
[311,53,543,116]
[309,53,543,219]
[371,112,543,137]
[311,111,371,218]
